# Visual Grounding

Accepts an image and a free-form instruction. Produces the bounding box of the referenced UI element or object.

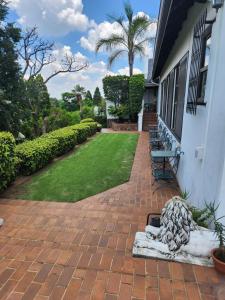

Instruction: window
[187,9,212,114]
[198,31,212,101]
[160,54,188,141]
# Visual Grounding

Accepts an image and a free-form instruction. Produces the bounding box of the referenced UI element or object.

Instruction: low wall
[111,122,137,131]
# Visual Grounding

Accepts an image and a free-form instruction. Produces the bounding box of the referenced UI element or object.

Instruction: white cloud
[9,0,91,36]
[80,13,157,55]
[41,45,112,98]
[80,21,123,52]
[117,67,142,76]
[43,46,144,98]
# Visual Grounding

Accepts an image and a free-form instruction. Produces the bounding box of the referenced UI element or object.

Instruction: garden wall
[111,122,137,131]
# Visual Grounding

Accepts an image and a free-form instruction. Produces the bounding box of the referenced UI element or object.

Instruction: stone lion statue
[158,196,197,251]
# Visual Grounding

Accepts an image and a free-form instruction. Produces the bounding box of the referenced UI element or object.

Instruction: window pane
[204,36,211,67]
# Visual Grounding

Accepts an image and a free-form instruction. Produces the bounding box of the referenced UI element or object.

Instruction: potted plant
[212,218,225,273]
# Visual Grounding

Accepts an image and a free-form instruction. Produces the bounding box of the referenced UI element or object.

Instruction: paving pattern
[0,132,224,300]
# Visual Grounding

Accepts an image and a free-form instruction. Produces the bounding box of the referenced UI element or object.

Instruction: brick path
[0,132,224,300]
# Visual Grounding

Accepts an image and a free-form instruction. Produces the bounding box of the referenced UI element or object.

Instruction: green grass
[18,133,139,202]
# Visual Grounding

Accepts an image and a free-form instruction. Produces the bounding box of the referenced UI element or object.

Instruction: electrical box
[195,146,204,161]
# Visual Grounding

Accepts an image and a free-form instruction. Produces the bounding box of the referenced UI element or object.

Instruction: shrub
[80,118,95,123]
[15,138,59,175]
[94,116,107,128]
[0,132,16,192]
[69,124,91,144]
[68,111,81,125]
[80,106,94,119]
[129,74,145,121]
[83,122,98,136]
[43,127,77,156]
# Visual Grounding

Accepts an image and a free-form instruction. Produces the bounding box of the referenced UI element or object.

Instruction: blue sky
[8,0,159,98]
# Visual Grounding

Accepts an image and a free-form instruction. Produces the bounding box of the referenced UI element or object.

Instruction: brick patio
[0,132,224,300]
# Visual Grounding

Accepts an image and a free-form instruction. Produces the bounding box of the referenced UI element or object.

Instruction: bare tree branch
[18,27,88,82]
[44,54,88,84]
[18,27,55,78]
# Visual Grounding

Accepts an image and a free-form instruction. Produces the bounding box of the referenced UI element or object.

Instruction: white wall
[157,2,225,216]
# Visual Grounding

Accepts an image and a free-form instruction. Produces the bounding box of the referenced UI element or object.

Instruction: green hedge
[83,122,98,136]
[0,132,16,192]
[15,138,59,175]
[8,121,98,178]
[43,127,77,156]
[80,118,95,123]
[69,124,92,143]
[129,74,145,121]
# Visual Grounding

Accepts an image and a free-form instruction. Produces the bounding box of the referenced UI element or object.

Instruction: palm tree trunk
[128,52,134,77]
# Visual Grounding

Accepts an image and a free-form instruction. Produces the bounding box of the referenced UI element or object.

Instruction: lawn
[18,133,139,202]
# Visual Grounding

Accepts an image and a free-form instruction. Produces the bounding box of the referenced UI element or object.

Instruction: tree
[23,75,51,137]
[86,90,92,101]
[93,87,102,106]
[61,92,79,111]
[0,0,22,134]
[103,75,129,108]
[95,2,152,76]
[72,85,86,98]
[18,27,88,83]
[83,90,93,106]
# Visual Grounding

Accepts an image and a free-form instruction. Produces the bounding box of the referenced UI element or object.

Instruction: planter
[212,248,225,274]
[147,213,161,227]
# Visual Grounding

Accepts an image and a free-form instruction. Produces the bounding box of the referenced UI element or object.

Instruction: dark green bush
[83,122,98,136]
[0,132,16,192]
[43,127,77,156]
[103,75,129,106]
[80,106,94,119]
[129,74,145,121]
[15,138,59,175]
[94,116,107,128]
[80,118,95,123]
[69,124,91,143]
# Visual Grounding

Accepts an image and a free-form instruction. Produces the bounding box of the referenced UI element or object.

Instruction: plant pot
[212,248,225,274]
[147,213,161,227]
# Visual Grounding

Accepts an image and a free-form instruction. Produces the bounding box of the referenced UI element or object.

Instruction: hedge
[70,123,93,144]
[4,121,98,178]
[0,132,16,192]
[80,118,95,123]
[43,127,77,156]
[15,138,59,175]
[129,74,145,121]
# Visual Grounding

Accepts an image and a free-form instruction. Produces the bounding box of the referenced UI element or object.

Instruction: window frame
[159,53,189,141]
[197,25,212,105]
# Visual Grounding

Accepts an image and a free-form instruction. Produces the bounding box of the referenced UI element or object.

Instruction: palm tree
[95,2,151,76]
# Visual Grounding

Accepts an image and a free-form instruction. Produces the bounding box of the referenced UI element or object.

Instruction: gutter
[152,0,173,79]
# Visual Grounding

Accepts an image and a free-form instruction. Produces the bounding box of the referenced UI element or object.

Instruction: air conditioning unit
[212,0,224,8]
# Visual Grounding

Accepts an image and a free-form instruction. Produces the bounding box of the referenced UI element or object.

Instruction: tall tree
[18,27,88,83]
[23,75,51,137]
[93,87,102,106]
[0,0,22,134]
[62,92,79,111]
[86,90,93,101]
[95,2,152,76]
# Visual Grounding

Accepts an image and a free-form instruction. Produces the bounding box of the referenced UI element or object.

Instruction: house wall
[157,2,225,217]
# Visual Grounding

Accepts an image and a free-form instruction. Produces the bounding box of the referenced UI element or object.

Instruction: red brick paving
[0,132,224,299]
